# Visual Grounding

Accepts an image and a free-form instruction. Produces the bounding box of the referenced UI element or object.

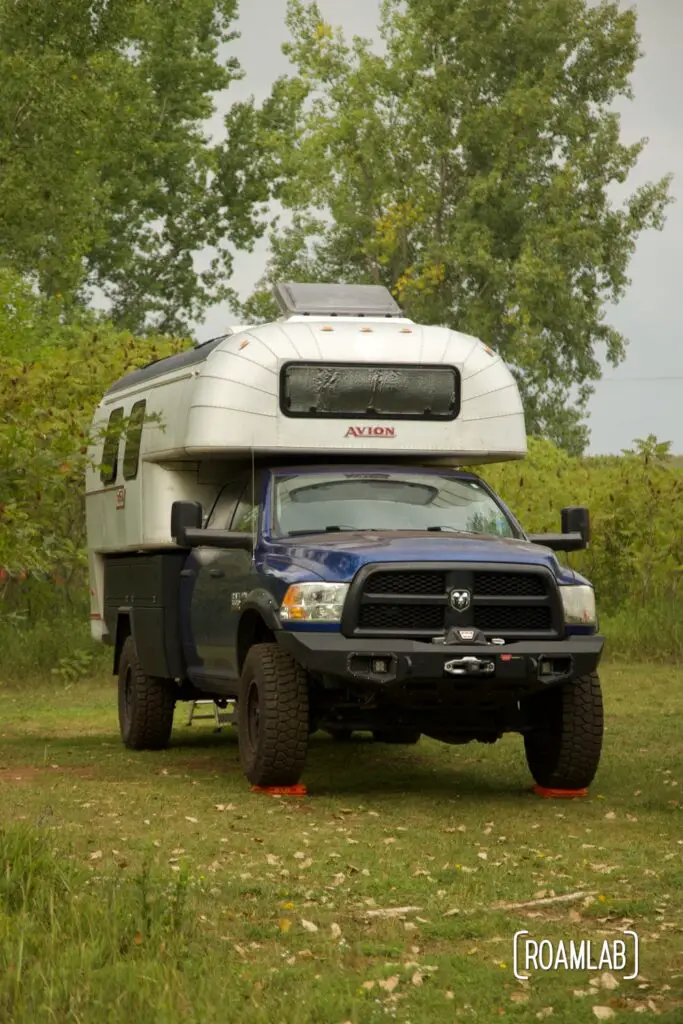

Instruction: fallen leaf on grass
[89,850,102,861]
[536,1009,553,1019]
[215,803,235,812]
[331,923,341,939]
[411,972,423,987]
[185,816,198,823]
[510,992,529,1004]
[600,972,619,991]
[266,854,279,866]
[301,919,318,933]
[378,976,399,993]
[477,851,488,861]
[592,1009,615,1021]
[279,919,292,934]
[362,981,375,991]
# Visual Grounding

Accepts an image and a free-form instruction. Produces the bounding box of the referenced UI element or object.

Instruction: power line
[599,376,683,382]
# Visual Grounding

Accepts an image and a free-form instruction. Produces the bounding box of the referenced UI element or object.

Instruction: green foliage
[478,436,683,620]
[0,269,190,592]
[0,0,269,332]
[240,0,673,453]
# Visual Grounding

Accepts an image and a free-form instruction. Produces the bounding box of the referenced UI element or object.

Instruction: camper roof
[97,281,527,465]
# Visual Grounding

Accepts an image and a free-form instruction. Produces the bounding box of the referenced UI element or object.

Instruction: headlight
[560,584,597,626]
[280,582,350,623]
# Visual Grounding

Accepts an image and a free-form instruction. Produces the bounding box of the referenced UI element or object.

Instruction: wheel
[118,635,176,750]
[523,673,604,789]
[373,729,421,745]
[327,728,354,742]
[238,643,309,787]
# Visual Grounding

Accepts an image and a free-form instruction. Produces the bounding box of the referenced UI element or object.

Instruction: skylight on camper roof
[273,282,404,318]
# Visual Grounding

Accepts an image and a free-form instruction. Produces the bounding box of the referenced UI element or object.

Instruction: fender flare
[240,588,282,632]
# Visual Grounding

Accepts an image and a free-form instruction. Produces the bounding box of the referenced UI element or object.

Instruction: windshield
[272,471,517,539]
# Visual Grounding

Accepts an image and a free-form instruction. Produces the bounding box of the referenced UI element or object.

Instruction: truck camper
[85,282,604,791]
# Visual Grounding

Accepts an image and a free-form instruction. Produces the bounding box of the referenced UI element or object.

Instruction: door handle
[209,568,225,578]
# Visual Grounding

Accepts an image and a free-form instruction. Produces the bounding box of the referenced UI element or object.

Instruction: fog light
[372,658,389,674]
[540,660,553,676]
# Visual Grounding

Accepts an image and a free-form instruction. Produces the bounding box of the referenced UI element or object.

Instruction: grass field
[0,664,681,1023]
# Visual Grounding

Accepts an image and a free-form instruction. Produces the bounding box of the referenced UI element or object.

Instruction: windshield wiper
[283,526,361,537]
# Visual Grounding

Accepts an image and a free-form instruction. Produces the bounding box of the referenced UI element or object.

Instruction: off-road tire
[523,673,604,789]
[238,643,309,787]
[118,635,176,750]
[373,729,421,745]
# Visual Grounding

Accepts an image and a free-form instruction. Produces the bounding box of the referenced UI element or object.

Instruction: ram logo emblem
[448,588,471,613]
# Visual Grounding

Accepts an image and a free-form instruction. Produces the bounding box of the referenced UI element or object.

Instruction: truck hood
[264,531,567,583]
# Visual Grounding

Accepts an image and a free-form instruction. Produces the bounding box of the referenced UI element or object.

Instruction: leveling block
[250,784,308,797]
[532,784,589,800]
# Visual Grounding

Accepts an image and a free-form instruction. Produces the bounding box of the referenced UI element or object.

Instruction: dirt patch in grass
[0,764,98,783]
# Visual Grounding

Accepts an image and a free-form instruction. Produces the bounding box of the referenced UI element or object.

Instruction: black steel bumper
[276,630,605,695]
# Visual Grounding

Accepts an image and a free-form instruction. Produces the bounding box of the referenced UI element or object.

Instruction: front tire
[523,673,604,789]
[118,636,175,750]
[238,644,309,787]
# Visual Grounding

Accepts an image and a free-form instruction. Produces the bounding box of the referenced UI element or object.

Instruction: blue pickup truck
[162,462,604,790]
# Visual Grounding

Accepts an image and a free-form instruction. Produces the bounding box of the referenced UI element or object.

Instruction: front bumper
[276,630,605,696]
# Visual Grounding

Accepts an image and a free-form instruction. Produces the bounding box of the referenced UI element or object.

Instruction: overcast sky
[200,0,682,455]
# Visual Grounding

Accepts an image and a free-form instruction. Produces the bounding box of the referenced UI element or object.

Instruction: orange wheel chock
[250,784,308,797]
[532,784,589,799]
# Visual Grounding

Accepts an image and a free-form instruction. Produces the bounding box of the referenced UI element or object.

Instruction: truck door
[184,478,259,688]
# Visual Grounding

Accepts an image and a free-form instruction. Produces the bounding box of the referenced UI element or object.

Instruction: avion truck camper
[86,283,605,791]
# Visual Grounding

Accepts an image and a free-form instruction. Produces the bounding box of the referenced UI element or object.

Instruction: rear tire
[238,643,309,787]
[373,729,421,745]
[118,636,175,751]
[523,673,604,789]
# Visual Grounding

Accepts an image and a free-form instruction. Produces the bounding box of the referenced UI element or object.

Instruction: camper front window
[272,471,517,539]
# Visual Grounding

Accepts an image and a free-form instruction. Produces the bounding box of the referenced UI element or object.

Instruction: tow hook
[444,655,495,677]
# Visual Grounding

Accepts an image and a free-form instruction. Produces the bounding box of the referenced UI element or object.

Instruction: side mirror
[561,506,590,547]
[171,501,203,546]
[170,500,254,552]
[528,505,590,553]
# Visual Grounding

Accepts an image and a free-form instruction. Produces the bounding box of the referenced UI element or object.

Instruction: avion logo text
[345,426,396,438]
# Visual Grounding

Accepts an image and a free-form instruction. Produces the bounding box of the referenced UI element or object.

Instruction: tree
[240,0,673,453]
[0,0,269,333]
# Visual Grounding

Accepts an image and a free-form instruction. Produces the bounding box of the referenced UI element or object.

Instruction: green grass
[0,665,681,1021]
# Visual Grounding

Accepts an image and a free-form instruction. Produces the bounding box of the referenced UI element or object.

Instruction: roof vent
[273,281,404,319]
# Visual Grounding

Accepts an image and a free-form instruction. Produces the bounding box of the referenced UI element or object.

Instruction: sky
[199,0,683,455]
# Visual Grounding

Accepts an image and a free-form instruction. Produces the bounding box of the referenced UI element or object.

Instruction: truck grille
[344,565,561,640]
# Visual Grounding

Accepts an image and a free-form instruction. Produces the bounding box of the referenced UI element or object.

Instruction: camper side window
[123,400,146,480]
[100,407,124,485]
